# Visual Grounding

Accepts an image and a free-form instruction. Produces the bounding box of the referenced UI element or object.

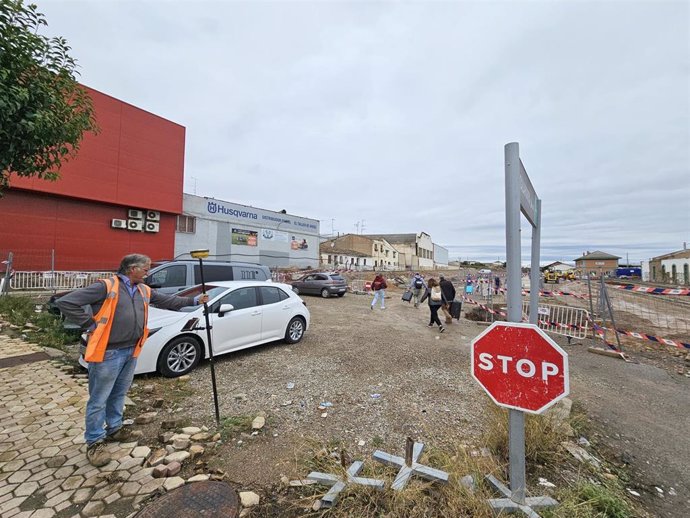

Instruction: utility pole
[331,218,335,237]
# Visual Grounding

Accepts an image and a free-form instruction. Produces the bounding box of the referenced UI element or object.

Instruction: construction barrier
[522,302,590,340]
[10,271,113,291]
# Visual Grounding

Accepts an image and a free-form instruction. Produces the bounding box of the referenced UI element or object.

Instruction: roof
[650,248,690,261]
[318,244,368,257]
[363,233,417,244]
[573,251,621,261]
[544,261,573,268]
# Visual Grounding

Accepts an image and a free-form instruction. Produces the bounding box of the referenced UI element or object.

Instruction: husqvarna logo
[207,201,218,214]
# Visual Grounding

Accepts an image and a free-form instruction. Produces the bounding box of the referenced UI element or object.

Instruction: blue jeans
[371,289,386,308]
[85,346,137,445]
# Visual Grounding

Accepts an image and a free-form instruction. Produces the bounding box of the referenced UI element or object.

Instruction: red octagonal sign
[471,322,569,414]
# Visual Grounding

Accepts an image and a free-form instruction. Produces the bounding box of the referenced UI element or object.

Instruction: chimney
[684,242,687,250]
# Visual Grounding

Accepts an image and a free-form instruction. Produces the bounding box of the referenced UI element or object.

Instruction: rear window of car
[194,265,234,282]
[259,286,289,305]
[329,275,345,281]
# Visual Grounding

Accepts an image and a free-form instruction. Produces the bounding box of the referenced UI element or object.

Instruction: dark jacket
[439,278,456,302]
[56,277,196,350]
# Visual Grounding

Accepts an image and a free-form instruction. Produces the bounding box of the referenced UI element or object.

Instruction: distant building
[648,246,690,285]
[175,194,320,269]
[573,251,620,278]
[542,261,574,273]
[364,232,434,270]
[319,234,399,270]
[433,243,449,268]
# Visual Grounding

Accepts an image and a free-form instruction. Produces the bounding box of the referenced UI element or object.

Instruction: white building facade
[174,194,320,268]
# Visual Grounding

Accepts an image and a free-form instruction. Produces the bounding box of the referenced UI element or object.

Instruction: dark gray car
[291,272,347,298]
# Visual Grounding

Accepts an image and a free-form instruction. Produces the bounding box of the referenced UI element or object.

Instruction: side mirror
[218,303,234,317]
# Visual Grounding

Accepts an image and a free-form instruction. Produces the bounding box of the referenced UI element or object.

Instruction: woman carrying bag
[420,278,445,333]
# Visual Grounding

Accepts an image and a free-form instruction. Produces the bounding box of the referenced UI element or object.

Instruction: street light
[190,248,221,426]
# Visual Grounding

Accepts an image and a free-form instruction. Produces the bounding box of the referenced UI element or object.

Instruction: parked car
[78,281,309,377]
[290,272,347,298]
[48,260,272,316]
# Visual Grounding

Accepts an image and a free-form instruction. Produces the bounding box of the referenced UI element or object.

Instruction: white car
[79,281,309,377]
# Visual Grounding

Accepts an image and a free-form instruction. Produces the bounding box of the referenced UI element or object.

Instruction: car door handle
[251,311,261,316]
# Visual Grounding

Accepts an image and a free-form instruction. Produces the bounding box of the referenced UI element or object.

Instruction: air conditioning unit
[144,221,160,233]
[128,209,144,219]
[127,219,144,231]
[111,219,127,229]
[146,210,160,221]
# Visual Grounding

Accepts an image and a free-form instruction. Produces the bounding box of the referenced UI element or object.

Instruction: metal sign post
[480,142,559,515]
[190,249,221,426]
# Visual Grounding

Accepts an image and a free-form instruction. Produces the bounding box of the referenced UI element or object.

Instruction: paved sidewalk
[0,337,174,518]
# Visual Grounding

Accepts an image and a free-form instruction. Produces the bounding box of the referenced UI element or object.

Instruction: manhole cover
[0,352,51,369]
[135,481,239,518]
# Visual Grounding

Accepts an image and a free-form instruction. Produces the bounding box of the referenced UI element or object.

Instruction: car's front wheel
[321,288,330,298]
[158,336,202,377]
[284,317,305,344]
[337,293,345,297]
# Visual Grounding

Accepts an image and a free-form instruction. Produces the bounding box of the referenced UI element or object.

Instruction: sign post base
[485,475,558,517]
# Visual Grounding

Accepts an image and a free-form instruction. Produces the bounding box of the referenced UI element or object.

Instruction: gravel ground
[176,291,491,482]
[148,286,688,517]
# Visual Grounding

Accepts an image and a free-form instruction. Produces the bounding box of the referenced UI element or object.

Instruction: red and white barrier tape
[610,284,690,296]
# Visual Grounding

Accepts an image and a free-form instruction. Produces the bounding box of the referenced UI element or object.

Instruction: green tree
[0,0,97,192]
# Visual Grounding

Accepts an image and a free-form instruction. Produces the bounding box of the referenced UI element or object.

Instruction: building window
[176,215,196,233]
[683,264,689,284]
[374,244,378,252]
[672,265,677,283]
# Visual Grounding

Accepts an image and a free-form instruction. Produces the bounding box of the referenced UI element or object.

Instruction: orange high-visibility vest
[84,276,151,362]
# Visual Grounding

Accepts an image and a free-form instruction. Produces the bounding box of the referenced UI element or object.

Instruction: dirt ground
[127,285,690,518]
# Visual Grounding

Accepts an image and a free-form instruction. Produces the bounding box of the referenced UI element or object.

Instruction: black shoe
[427,323,434,327]
[439,326,446,333]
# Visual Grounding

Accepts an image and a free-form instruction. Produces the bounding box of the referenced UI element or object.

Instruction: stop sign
[471,322,569,414]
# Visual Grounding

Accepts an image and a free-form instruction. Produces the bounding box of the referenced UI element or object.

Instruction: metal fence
[9,271,114,291]
[522,301,589,340]
[540,279,690,344]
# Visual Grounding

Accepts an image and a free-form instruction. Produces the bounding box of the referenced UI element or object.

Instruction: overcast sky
[38,0,689,264]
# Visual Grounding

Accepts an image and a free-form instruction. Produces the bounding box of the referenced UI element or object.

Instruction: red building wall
[1,85,185,271]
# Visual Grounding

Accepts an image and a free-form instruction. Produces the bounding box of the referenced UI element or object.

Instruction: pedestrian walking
[56,253,209,467]
[420,278,445,332]
[408,272,426,308]
[494,275,501,295]
[370,273,387,310]
[439,274,456,324]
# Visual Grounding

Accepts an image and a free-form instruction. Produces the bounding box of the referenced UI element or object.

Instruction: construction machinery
[544,270,560,284]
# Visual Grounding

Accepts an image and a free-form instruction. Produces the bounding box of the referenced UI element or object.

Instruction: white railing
[10,271,114,291]
[522,301,590,340]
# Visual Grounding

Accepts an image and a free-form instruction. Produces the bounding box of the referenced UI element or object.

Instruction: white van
[145,261,271,293]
